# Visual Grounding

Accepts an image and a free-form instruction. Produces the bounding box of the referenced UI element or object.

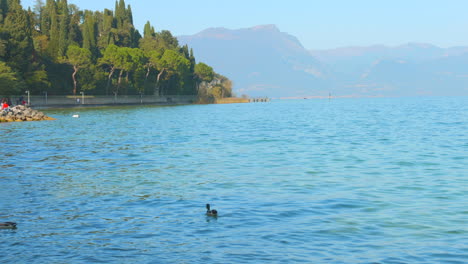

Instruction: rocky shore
[0,105,55,122]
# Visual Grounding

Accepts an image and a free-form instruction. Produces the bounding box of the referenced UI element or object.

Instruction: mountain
[179,25,468,97]
[311,44,468,96]
[178,25,331,97]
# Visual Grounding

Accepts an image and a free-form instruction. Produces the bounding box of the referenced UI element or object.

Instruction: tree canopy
[0,0,233,100]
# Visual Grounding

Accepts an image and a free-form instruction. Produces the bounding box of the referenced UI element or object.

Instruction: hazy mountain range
[178,25,468,98]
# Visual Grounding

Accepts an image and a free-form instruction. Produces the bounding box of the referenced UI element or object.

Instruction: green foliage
[82,10,98,58]
[2,0,33,73]
[0,61,24,95]
[65,45,91,94]
[197,73,233,103]
[0,0,231,99]
[160,49,190,75]
[96,9,115,50]
[66,45,91,68]
[57,0,69,57]
[195,62,214,83]
[143,21,155,38]
[24,63,50,93]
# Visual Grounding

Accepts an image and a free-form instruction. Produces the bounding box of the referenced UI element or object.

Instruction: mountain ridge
[178,25,468,97]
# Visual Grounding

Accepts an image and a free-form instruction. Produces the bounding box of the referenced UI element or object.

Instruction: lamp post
[80,91,84,105]
[26,90,30,106]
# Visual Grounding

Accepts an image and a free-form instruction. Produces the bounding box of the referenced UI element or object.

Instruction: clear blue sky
[22,0,468,49]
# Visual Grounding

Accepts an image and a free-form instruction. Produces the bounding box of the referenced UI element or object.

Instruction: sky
[22,0,468,50]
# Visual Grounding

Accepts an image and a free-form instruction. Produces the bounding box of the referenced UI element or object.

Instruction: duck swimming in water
[206,204,218,216]
[0,222,17,229]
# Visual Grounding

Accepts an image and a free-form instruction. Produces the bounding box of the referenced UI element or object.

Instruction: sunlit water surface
[1,97,467,263]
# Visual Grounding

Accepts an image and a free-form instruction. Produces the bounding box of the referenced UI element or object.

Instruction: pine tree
[65,45,91,95]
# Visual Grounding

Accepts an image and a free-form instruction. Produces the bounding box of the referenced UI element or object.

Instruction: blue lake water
[1,97,467,263]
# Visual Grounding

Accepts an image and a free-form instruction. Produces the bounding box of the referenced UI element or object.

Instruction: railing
[1,94,197,108]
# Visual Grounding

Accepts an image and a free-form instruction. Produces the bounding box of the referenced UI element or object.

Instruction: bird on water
[0,222,17,229]
[206,204,218,216]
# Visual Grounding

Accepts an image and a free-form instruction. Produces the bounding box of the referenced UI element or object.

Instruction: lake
[1,97,467,263]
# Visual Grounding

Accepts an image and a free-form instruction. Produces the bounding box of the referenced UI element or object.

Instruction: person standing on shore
[2,99,10,111]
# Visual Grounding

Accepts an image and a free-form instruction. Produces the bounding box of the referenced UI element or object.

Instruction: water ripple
[1,98,467,263]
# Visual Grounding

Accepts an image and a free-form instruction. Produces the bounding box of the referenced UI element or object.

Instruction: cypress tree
[57,0,69,57]
[30,0,44,31]
[143,21,155,38]
[189,48,196,72]
[67,4,82,46]
[97,8,114,50]
[114,0,118,20]
[126,4,132,25]
[82,10,97,58]
[115,0,125,28]
[48,10,59,57]
[43,0,57,36]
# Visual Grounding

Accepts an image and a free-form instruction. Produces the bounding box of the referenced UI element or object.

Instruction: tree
[107,46,131,96]
[40,0,55,36]
[197,73,233,103]
[24,63,50,93]
[57,0,70,57]
[116,47,144,94]
[143,21,155,38]
[0,61,24,95]
[96,9,115,50]
[67,4,82,46]
[195,62,214,83]
[82,10,98,58]
[3,0,34,73]
[156,49,190,95]
[47,5,59,58]
[194,62,214,96]
[0,0,223,98]
[65,45,91,95]
[216,74,233,98]
[31,0,44,30]
[99,44,121,95]
[156,30,178,50]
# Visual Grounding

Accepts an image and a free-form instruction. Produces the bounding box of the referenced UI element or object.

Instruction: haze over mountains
[178,25,468,98]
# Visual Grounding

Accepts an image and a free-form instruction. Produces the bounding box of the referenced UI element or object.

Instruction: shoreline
[33,101,193,110]
[0,105,56,123]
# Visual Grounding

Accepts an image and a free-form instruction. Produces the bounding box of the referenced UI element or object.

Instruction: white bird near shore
[72,114,80,118]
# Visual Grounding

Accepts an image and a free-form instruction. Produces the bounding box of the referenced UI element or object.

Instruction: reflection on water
[1,98,467,263]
